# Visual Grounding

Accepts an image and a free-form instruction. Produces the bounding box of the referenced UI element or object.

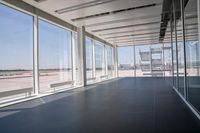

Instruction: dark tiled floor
[0,77,200,133]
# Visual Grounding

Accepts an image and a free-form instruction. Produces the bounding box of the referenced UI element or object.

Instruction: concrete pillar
[77,26,87,86]
[114,45,118,77]
[71,31,77,86]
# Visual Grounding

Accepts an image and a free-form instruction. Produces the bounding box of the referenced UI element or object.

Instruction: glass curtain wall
[171,2,179,88]
[73,33,79,85]
[38,20,72,93]
[184,0,200,112]
[85,37,94,80]
[0,3,115,104]
[175,0,185,95]
[136,44,164,77]
[86,40,114,83]
[118,44,171,77]
[95,42,106,80]
[170,0,200,113]
[0,4,33,101]
[107,46,114,78]
[163,43,173,76]
[118,46,135,77]
[135,45,149,77]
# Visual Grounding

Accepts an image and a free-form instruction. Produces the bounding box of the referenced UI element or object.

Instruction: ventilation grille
[55,0,117,14]
[72,3,160,21]
[34,0,47,3]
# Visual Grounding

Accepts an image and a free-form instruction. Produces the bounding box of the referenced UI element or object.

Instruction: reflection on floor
[0,77,200,133]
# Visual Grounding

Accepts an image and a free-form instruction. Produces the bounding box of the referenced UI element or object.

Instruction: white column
[77,26,87,86]
[105,45,108,77]
[71,31,76,86]
[114,45,118,77]
[92,40,96,78]
[33,15,39,95]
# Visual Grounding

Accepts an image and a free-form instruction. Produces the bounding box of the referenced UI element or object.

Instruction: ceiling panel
[22,0,164,46]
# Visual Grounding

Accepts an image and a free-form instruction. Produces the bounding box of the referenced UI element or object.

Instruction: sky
[0,4,33,70]
[0,4,72,70]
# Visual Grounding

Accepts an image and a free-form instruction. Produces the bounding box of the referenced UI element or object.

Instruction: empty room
[0,0,200,132]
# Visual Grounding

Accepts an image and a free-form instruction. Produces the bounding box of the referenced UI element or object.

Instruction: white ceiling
[22,0,164,46]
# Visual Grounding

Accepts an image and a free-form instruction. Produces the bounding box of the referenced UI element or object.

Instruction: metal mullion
[104,45,108,77]
[112,47,115,77]
[180,0,187,99]
[33,15,39,95]
[92,39,96,78]
[82,27,87,86]
[198,0,200,77]
[173,0,179,89]
[134,45,136,77]
[71,31,76,86]
[162,43,165,77]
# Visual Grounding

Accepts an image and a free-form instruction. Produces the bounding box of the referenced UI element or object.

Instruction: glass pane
[74,33,81,85]
[172,2,178,88]
[38,20,72,93]
[163,17,173,84]
[136,45,149,77]
[175,0,185,95]
[0,4,33,102]
[135,44,164,77]
[118,46,134,77]
[85,38,94,80]
[107,46,114,78]
[163,43,172,76]
[185,0,200,112]
[95,42,106,80]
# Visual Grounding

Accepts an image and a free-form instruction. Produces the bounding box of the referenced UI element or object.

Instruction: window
[184,0,200,112]
[38,20,72,93]
[118,44,167,77]
[135,44,152,77]
[107,46,114,78]
[174,0,185,95]
[171,2,178,88]
[73,33,81,85]
[163,43,172,76]
[118,46,135,77]
[85,38,94,80]
[95,42,106,80]
[0,4,33,101]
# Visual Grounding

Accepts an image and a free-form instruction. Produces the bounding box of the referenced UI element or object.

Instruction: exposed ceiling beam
[104,25,197,41]
[72,3,161,21]
[159,0,190,41]
[109,32,198,44]
[159,0,172,41]
[99,16,197,36]
[114,38,160,43]
[99,27,160,36]
[102,26,197,39]
[108,35,159,42]
[85,14,161,28]
[105,31,160,39]
[92,21,160,32]
[55,0,118,14]
[116,36,198,46]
